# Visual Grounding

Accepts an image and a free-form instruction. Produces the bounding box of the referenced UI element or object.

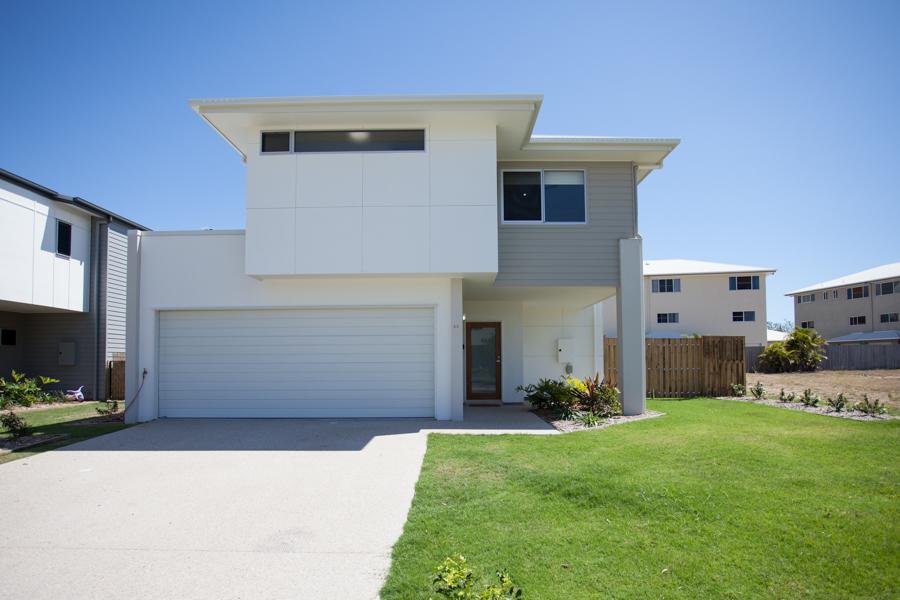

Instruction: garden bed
[533,408,665,432]
[717,396,896,421]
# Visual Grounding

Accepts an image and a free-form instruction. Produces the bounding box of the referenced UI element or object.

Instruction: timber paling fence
[107,353,126,400]
[604,336,746,397]
[820,343,900,370]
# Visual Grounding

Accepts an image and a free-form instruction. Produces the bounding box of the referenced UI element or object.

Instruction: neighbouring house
[787,262,900,344]
[125,94,679,421]
[601,259,776,348]
[0,168,149,399]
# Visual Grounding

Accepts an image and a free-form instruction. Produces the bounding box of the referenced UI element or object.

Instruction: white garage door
[158,307,434,418]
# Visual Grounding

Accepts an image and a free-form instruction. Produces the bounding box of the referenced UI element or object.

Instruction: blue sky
[3,0,898,322]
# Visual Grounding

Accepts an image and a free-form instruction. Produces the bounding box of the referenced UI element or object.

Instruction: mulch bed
[0,433,69,454]
[717,396,896,421]
[533,409,665,433]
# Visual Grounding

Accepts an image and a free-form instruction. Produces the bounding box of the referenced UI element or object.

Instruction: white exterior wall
[244,121,498,277]
[0,179,91,312]
[127,231,458,422]
[463,300,600,403]
[603,272,770,347]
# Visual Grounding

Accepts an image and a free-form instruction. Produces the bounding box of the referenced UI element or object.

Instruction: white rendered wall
[603,272,770,347]
[0,179,90,312]
[463,299,600,403]
[244,121,498,276]
[127,231,458,422]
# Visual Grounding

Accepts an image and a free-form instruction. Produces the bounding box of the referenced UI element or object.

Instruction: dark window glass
[543,171,585,222]
[752,275,760,289]
[503,172,542,221]
[732,311,743,322]
[57,221,72,257]
[734,276,753,290]
[0,329,15,346]
[261,132,291,152]
[293,130,424,152]
[745,311,756,322]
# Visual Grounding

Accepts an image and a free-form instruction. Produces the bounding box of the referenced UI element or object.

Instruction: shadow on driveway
[58,404,556,452]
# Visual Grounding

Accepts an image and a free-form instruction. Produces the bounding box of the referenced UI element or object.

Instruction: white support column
[616,237,646,415]
[124,230,142,424]
[450,278,465,421]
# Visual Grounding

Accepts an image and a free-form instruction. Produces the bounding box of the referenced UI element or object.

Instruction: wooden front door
[466,322,501,400]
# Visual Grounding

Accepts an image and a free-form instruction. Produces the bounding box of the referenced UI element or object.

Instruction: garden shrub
[95,399,120,416]
[520,374,621,420]
[800,388,820,407]
[778,388,796,403]
[0,411,32,439]
[756,329,826,373]
[854,394,886,415]
[731,383,746,397]
[750,381,766,400]
[517,378,573,412]
[575,411,602,427]
[431,555,522,600]
[0,371,60,409]
[825,393,848,413]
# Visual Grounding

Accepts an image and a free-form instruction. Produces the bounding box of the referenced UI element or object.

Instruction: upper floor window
[652,278,681,293]
[823,289,838,300]
[797,294,815,304]
[876,281,898,295]
[657,312,679,324]
[261,130,425,153]
[880,313,899,323]
[0,329,15,346]
[261,131,291,153]
[501,170,586,224]
[732,311,756,322]
[56,220,72,257]
[800,320,815,329]
[847,286,869,300]
[729,275,759,291]
[849,315,866,326]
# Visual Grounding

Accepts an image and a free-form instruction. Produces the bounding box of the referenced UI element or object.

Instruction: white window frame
[849,315,866,326]
[260,130,293,154]
[260,128,429,156]
[56,219,72,258]
[500,169,588,225]
[800,320,815,329]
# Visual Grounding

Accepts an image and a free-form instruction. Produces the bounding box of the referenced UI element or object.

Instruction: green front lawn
[382,399,900,598]
[0,402,130,464]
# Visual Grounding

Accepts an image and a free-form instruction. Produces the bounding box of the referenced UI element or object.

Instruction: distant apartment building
[602,259,776,348]
[787,262,900,344]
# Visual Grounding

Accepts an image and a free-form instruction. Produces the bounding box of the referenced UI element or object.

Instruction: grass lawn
[381,399,899,598]
[0,402,130,465]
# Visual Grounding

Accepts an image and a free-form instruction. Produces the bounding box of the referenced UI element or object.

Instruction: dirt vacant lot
[748,370,900,412]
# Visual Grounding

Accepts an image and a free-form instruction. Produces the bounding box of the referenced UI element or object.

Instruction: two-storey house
[125,94,678,421]
[0,168,148,399]
[601,259,775,348]
[787,262,900,343]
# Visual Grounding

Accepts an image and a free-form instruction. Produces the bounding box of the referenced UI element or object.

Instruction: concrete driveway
[0,407,553,599]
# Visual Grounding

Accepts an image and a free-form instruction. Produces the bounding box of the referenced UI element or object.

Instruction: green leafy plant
[568,374,622,418]
[731,383,746,397]
[0,410,32,439]
[757,329,826,373]
[95,399,120,416]
[517,378,574,412]
[0,371,60,409]
[431,555,522,600]
[854,394,886,415]
[825,393,848,413]
[778,388,796,403]
[750,381,766,400]
[800,388,820,407]
[575,411,602,427]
